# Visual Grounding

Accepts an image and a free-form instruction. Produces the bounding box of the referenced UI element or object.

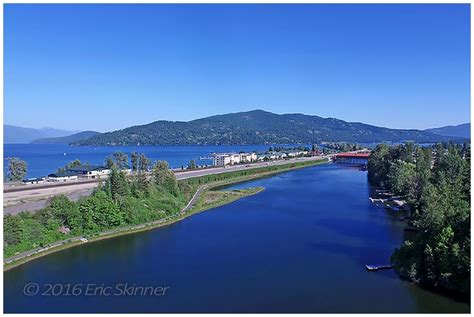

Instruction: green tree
[139,153,150,172]
[188,159,197,169]
[367,144,390,186]
[47,195,82,230]
[4,214,23,246]
[411,147,432,212]
[6,157,27,182]
[104,156,116,169]
[57,159,84,173]
[387,160,415,196]
[107,167,129,200]
[152,160,179,196]
[131,152,139,173]
[113,152,129,170]
[80,191,124,231]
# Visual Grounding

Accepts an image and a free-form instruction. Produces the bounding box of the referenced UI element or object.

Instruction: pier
[366,264,393,271]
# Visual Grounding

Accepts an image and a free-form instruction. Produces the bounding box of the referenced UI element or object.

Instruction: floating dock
[366,264,393,271]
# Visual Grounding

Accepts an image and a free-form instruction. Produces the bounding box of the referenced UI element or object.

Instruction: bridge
[333,152,370,165]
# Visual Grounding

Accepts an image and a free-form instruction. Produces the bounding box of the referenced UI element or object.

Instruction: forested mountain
[4,125,79,144]
[425,123,470,139]
[30,131,100,144]
[73,110,454,146]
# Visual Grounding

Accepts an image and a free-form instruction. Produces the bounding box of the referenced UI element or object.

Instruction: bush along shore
[4,157,328,270]
[368,142,470,300]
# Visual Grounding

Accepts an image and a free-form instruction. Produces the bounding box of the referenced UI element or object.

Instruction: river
[3,164,469,313]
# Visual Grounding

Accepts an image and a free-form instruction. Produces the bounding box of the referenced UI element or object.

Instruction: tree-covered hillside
[425,123,470,139]
[74,110,453,146]
[30,131,100,144]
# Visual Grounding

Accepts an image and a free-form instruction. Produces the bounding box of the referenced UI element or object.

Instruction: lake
[3,164,469,313]
[4,144,276,178]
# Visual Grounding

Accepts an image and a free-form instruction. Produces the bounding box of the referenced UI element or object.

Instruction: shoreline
[4,160,328,271]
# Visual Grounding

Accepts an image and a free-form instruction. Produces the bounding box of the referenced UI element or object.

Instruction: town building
[22,177,46,184]
[239,152,258,162]
[67,165,111,179]
[47,171,79,182]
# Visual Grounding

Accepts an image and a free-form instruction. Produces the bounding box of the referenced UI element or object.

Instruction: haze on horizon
[4,4,470,132]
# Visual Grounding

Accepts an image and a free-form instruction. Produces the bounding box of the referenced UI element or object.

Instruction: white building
[239,153,257,163]
[287,151,309,157]
[212,152,257,166]
[67,165,111,179]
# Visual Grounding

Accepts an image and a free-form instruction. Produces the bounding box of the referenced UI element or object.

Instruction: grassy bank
[186,187,264,217]
[4,158,327,270]
[182,158,327,188]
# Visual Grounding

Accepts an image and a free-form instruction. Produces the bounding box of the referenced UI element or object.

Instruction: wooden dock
[366,264,393,271]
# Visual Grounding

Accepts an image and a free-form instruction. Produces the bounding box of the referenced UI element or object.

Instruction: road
[4,156,329,215]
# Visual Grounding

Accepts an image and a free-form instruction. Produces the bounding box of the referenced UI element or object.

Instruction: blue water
[3,164,469,313]
[4,144,275,178]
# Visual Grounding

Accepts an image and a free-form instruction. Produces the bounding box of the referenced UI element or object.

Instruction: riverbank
[4,159,328,270]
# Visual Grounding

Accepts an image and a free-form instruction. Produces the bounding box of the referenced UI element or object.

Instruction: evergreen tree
[104,156,115,169]
[131,152,139,173]
[139,153,150,172]
[152,160,179,195]
[113,151,129,170]
[188,159,197,169]
[108,167,129,200]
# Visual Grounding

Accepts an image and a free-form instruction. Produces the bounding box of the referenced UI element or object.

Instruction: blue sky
[4,4,470,132]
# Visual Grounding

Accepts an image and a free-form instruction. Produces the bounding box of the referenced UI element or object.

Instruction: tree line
[367,142,470,297]
[322,142,364,153]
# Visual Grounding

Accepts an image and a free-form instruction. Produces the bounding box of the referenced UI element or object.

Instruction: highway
[3,155,330,215]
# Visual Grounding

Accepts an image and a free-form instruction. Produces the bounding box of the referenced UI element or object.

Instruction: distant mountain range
[4,125,80,144]
[30,131,101,144]
[70,110,463,146]
[424,123,470,139]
